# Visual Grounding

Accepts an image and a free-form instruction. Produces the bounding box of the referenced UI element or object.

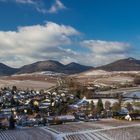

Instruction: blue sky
[0,0,140,67]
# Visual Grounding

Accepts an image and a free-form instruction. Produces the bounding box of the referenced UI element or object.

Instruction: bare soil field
[0,74,58,90]
[0,70,139,90]
[76,74,134,85]
[0,79,55,90]
[75,70,139,86]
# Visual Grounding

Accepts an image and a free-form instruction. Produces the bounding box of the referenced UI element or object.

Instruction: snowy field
[1,119,139,140]
[75,70,138,87]
[0,127,54,140]
[80,70,140,76]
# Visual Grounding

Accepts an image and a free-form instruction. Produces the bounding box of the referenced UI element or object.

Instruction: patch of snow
[12,71,66,77]
[79,70,140,77]
[83,70,110,76]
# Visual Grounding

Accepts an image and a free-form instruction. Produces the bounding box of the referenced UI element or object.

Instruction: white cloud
[0,16,132,67]
[49,0,66,13]
[0,24,132,67]
[81,40,130,54]
[16,0,48,14]
[0,22,80,67]
[80,40,131,66]
[0,0,47,14]
[0,0,66,14]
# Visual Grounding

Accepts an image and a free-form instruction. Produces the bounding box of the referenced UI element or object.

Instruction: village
[0,76,140,131]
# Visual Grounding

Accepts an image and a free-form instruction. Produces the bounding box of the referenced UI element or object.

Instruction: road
[98,86,140,95]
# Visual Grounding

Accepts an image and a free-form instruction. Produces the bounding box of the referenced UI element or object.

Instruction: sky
[0,0,140,68]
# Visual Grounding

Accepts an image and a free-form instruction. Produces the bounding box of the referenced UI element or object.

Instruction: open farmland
[47,119,139,133]
[45,119,140,140]
[0,70,139,90]
[0,127,54,140]
[102,126,140,140]
[0,79,55,90]
[0,73,59,90]
[0,119,139,140]
[75,70,137,86]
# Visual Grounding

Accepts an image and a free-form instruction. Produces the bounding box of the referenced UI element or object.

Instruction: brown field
[74,70,140,86]
[0,70,139,90]
[0,74,58,90]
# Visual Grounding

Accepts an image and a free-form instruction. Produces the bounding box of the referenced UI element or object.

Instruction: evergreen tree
[89,100,95,114]
[75,90,81,99]
[9,115,15,129]
[118,94,123,110]
[10,97,16,106]
[96,98,104,114]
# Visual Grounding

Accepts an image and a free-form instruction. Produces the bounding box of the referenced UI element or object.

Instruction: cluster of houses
[0,85,139,130]
[0,86,82,129]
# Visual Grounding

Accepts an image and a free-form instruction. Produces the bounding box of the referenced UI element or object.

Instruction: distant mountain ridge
[95,57,140,71]
[0,63,18,76]
[17,60,93,74]
[18,60,64,74]
[1,57,140,76]
[0,60,93,76]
